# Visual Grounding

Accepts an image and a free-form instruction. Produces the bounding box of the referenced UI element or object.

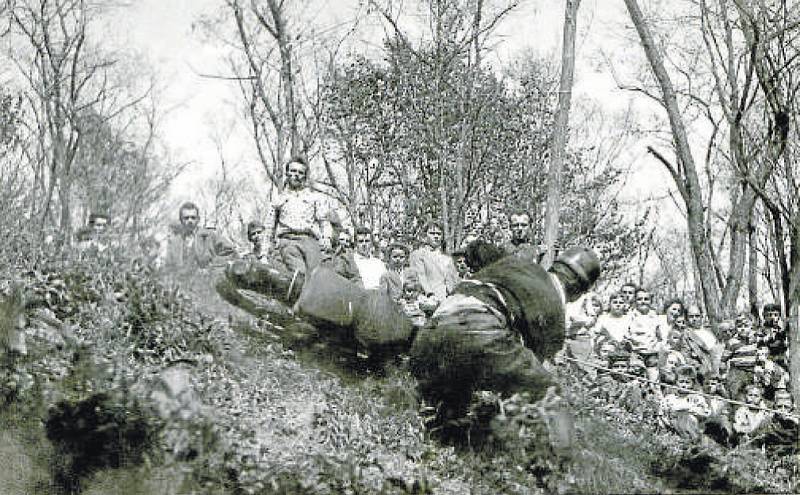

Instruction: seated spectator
[594,292,630,346]
[262,157,332,279]
[564,293,602,371]
[658,329,689,384]
[452,247,472,279]
[753,346,789,400]
[662,298,685,327]
[407,220,459,303]
[327,228,361,284]
[379,242,415,301]
[399,280,428,328]
[702,372,732,446]
[761,303,788,367]
[759,388,799,455]
[244,221,266,261]
[619,282,638,312]
[659,365,711,441]
[624,289,664,382]
[733,384,773,445]
[352,227,388,290]
[164,202,236,270]
[725,313,759,400]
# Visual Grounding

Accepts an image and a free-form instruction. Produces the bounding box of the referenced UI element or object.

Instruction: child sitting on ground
[659,364,710,441]
[732,383,773,445]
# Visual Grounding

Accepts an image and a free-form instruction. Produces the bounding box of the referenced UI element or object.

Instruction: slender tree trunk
[625,0,722,321]
[788,220,800,405]
[542,0,580,268]
[747,208,758,319]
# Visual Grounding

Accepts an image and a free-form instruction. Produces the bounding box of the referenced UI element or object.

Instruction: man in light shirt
[352,226,388,290]
[262,157,332,279]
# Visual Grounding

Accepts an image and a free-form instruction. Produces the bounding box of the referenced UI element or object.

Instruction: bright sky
[113,0,675,219]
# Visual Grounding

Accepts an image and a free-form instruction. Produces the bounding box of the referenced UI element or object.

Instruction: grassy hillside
[1,261,797,494]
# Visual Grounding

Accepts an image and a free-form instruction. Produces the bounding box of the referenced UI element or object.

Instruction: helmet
[554,246,600,290]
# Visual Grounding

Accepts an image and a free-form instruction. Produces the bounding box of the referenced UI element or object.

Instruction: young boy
[399,280,428,328]
[732,384,773,444]
[659,365,710,441]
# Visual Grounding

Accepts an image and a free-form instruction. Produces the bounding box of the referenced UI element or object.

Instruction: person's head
[508,210,532,243]
[666,329,684,350]
[452,248,470,277]
[285,157,309,190]
[608,292,628,317]
[672,313,687,331]
[386,243,409,270]
[247,221,264,247]
[88,212,109,236]
[584,293,603,317]
[620,282,637,306]
[354,226,373,257]
[337,229,353,250]
[675,365,698,394]
[744,384,764,405]
[763,303,782,329]
[717,319,736,340]
[686,304,703,329]
[464,239,507,273]
[422,220,444,250]
[735,311,754,337]
[634,288,652,314]
[403,280,421,300]
[704,373,723,394]
[178,202,200,231]
[597,341,617,361]
[550,246,601,302]
[774,389,793,414]
[756,346,770,363]
[663,298,685,323]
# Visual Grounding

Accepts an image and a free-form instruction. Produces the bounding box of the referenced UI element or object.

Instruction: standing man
[262,157,332,280]
[164,202,235,270]
[408,220,459,303]
[410,246,601,441]
[503,209,542,263]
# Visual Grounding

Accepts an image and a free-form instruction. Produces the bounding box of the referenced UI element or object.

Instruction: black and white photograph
[1,0,798,493]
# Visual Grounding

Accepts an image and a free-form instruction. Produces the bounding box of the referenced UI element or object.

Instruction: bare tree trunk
[789,220,800,406]
[542,0,580,268]
[747,208,758,319]
[625,0,722,321]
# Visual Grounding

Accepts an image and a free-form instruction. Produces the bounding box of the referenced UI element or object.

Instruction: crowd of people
[562,285,797,450]
[70,156,796,454]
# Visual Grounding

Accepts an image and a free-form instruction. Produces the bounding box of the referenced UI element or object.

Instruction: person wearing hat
[409,245,601,444]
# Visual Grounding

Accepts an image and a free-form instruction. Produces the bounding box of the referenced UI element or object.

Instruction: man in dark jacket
[409,246,601,437]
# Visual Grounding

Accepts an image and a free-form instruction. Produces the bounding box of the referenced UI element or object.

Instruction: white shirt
[353,253,388,290]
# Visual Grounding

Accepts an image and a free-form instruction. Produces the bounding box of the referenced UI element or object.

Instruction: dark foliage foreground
[0,252,797,494]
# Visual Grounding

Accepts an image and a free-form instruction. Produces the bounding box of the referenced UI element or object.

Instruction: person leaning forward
[262,157,332,279]
[409,246,601,434]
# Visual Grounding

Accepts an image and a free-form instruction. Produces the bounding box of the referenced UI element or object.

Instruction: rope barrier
[559,355,800,420]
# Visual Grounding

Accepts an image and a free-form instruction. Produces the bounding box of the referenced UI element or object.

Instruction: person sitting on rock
[407,219,459,304]
[351,227,388,291]
[164,202,236,271]
[399,280,428,328]
[262,157,332,280]
[379,242,415,302]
